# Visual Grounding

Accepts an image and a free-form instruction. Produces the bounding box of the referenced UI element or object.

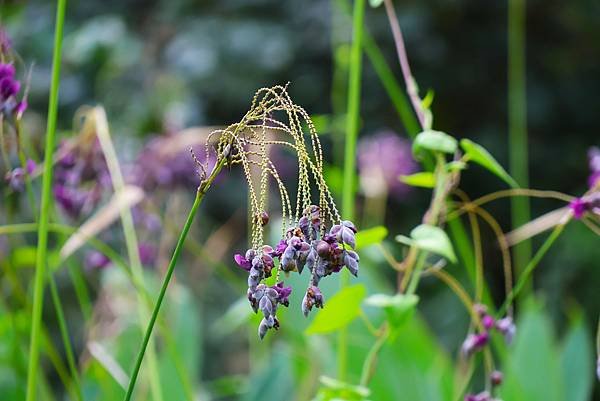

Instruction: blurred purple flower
[357,130,417,200]
[85,251,111,269]
[495,316,516,345]
[5,167,25,192]
[53,138,110,219]
[138,243,157,266]
[461,332,489,357]
[588,147,600,188]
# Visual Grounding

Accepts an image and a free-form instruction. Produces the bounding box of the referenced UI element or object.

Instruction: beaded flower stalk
[203,84,361,339]
[125,84,360,400]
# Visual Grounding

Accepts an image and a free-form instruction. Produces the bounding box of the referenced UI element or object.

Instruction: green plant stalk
[48,272,83,401]
[498,223,565,316]
[508,0,532,301]
[340,0,365,382]
[26,0,67,399]
[123,157,226,401]
[95,107,164,401]
[359,324,389,386]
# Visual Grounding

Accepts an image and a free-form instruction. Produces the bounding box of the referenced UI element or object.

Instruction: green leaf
[399,172,435,188]
[397,224,457,263]
[460,139,518,188]
[413,130,457,156]
[368,0,384,7]
[313,376,371,401]
[355,226,388,250]
[365,293,419,330]
[305,284,366,335]
[560,315,593,401]
[421,89,435,110]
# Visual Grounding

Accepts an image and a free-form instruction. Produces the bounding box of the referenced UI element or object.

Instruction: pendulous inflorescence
[199,85,360,339]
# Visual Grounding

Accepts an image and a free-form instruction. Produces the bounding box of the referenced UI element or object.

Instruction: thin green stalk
[340,0,365,381]
[498,223,565,316]
[123,157,225,401]
[95,107,164,401]
[508,0,532,302]
[359,325,389,386]
[26,0,67,399]
[48,272,83,401]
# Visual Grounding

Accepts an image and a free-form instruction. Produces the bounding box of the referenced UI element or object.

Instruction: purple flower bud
[482,315,495,330]
[258,318,269,340]
[344,250,359,277]
[15,99,27,117]
[5,167,25,192]
[316,240,331,258]
[461,332,489,358]
[271,240,287,257]
[341,227,356,249]
[0,63,15,80]
[569,198,588,219]
[464,391,491,401]
[138,243,156,266]
[259,211,269,226]
[302,285,324,316]
[25,159,36,175]
[85,251,110,269]
[495,316,516,345]
[272,282,292,307]
[490,370,503,386]
[234,253,252,271]
[0,76,20,98]
[342,220,357,233]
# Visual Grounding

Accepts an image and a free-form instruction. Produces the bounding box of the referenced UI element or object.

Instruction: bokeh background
[1,0,599,400]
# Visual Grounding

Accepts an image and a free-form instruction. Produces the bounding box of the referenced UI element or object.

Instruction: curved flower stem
[497,223,566,316]
[123,157,226,401]
[26,0,67,399]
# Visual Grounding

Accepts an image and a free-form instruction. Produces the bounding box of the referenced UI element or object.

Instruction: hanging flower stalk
[124,84,359,400]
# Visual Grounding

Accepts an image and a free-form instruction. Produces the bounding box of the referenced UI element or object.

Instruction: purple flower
[271,282,292,306]
[588,147,600,188]
[138,243,156,266]
[357,130,417,200]
[569,197,588,219]
[495,316,516,345]
[85,251,111,269]
[302,285,324,316]
[490,370,503,386]
[482,314,495,330]
[461,332,489,357]
[464,391,491,401]
[5,167,25,192]
[25,159,36,175]
[0,63,15,80]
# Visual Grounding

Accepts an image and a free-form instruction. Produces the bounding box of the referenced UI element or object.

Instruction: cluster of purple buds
[0,62,27,119]
[234,206,360,338]
[462,304,516,357]
[53,139,111,219]
[4,159,35,192]
[588,147,600,189]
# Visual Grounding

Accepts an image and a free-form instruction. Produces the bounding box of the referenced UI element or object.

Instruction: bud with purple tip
[495,316,516,345]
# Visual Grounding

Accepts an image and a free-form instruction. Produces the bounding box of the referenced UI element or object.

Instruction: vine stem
[497,223,565,316]
[26,0,67,399]
[123,157,226,401]
[383,0,426,129]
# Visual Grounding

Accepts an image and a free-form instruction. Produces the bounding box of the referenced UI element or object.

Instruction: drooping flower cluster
[214,85,360,339]
[461,304,516,358]
[53,137,111,219]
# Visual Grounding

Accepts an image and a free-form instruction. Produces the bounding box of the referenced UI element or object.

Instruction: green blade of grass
[508,0,532,302]
[26,0,68,399]
[340,0,366,382]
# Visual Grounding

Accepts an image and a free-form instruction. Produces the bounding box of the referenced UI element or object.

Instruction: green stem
[359,325,389,386]
[508,0,532,302]
[340,0,365,382]
[48,272,83,401]
[123,158,225,401]
[26,0,67,399]
[498,223,565,316]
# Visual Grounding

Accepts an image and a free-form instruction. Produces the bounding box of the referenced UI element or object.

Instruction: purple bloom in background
[495,316,516,345]
[138,243,157,266]
[85,251,111,270]
[357,130,417,200]
[461,332,489,357]
[130,135,215,191]
[569,197,587,219]
[5,167,25,191]
[53,138,110,219]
